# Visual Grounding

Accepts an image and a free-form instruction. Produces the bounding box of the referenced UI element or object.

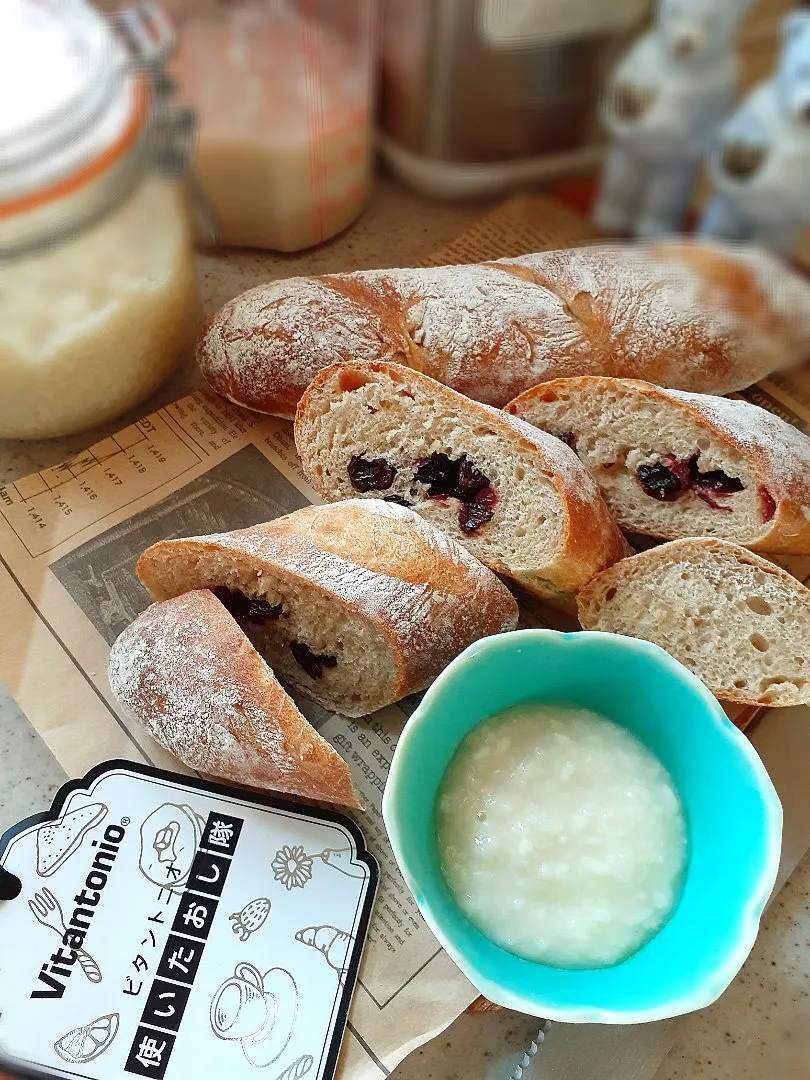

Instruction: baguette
[577,538,810,707]
[108,590,360,807]
[135,500,518,718]
[199,240,810,418]
[293,360,627,598]
[505,377,810,555]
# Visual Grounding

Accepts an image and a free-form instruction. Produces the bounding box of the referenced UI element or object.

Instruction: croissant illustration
[294,924,353,977]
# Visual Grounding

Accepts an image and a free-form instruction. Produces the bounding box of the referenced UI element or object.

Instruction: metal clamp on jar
[0,0,201,439]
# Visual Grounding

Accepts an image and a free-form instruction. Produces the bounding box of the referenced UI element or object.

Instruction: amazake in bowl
[382,629,782,1023]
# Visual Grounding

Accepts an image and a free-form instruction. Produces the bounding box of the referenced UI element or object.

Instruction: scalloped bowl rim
[382,629,782,1024]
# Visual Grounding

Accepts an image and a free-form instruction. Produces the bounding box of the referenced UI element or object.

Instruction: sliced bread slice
[135,499,518,717]
[109,590,360,807]
[505,376,810,554]
[577,538,810,707]
[294,360,627,598]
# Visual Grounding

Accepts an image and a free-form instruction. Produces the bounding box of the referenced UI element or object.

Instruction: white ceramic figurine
[594,0,753,237]
[699,9,810,258]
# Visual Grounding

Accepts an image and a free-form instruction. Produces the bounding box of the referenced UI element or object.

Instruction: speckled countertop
[1,175,808,1080]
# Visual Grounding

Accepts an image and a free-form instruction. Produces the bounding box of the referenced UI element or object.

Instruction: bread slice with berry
[135,499,518,718]
[293,360,628,599]
[505,377,810,555]
[577,538,810,707]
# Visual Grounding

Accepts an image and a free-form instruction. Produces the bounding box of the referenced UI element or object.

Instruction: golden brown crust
[136,501,519,712]
[576,538,810,707]
[295,361,627,596]
[197,274,415,419]
[108,590,360,808]
[505,376,810,556]
[198,242,810,420]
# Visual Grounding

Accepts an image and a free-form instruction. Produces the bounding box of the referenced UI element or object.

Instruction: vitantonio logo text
[30,822,127,999]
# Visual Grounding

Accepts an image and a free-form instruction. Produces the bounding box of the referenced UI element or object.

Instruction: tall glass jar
[0,0,200,440]
[166,0,377,251]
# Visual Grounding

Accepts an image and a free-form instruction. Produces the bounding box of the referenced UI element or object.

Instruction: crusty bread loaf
[199,240,810,418]
[108,590,360,807]
[505,377,810,555]
[293,360,627,599]
[577,539,810,707]
[135,500,518,718]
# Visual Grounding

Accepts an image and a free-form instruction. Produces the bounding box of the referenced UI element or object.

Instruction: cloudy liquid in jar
[436,704,687,968]
[172,7,371,251]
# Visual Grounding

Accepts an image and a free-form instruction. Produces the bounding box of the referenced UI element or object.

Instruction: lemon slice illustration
[54,1013,119,1064]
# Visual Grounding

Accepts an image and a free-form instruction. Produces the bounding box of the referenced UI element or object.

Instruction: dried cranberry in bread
[293,361,627,599]
[199,240,810,419]
[577,538,810,707]
[108,590,360,807]
[505,377,810,556]
[135,500,518,718]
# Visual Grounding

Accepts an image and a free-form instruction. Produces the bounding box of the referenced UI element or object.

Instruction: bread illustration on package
[36,803,107,878]
[0,761,377,1080]
[294,926,355,981]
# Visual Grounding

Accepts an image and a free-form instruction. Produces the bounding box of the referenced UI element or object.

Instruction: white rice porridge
[436,703,687,968]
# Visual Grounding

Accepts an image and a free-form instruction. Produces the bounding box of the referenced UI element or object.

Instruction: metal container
[379,0,649,196]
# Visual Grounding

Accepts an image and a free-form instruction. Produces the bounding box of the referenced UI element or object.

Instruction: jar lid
[0,0,143,206]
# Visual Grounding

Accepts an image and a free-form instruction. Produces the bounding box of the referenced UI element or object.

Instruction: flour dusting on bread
[109,590,361,807]
[111,605,285,767]
[507,376,810,555]
[135,501,518,717]
[294,360,627,599]
[199,240,810,419]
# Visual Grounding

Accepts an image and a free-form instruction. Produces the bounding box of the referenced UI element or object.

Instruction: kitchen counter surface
[1,174,808,1080]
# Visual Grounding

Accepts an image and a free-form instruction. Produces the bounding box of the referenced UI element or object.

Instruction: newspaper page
[0,196,809,1080]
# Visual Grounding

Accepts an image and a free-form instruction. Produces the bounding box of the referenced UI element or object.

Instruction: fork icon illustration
[28,888,102,983]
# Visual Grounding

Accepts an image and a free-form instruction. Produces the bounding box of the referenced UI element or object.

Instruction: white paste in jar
[0,176,199,439]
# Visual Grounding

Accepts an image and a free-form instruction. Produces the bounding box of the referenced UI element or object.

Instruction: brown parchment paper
[0,195,808,1080]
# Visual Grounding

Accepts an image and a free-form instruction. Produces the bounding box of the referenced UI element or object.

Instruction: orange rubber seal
[0,78,148,220]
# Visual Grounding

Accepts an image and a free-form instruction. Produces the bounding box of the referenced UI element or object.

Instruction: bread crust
[108,590,360,807]
[576,538,810,707]
[198,241,810,419]
[294,361,628,596]
[135,500,519,714]
[506,376,810,556]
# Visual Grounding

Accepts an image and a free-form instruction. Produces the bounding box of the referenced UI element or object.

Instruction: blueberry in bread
[506,377,810,555]
[293,360,628,599]
[134,500,518,718]
[108,590,361,807]
[577,538,810,707]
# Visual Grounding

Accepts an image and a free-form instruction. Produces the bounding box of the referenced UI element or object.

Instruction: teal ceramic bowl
[382,629,782,1024]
